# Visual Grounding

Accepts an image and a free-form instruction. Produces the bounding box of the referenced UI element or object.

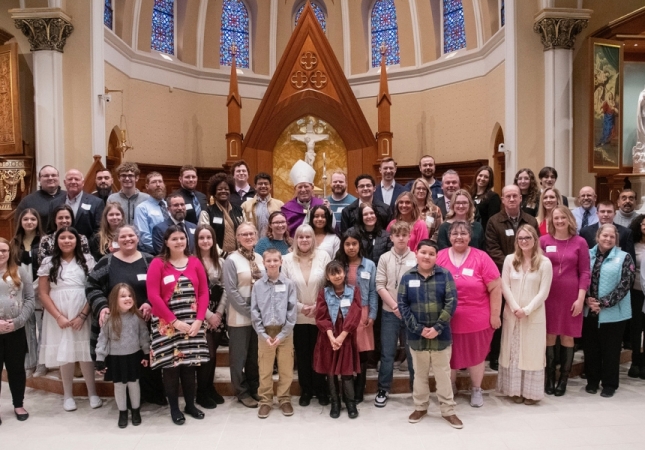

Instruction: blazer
[172,187,208,224]
[151,218,197,255]
[435,196,448,219]
[229,186,256,209]
[579,222,636,264]
[374,182,406,214]
[49,192,104,239]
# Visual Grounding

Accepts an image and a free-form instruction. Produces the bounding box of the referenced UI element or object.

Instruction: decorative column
[376,45,392,160]
[226,46,243,165]
[533,8,591,197]
[10,7,73,172]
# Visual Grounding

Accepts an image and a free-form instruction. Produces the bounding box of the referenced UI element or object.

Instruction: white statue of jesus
[633,85,645,173]
[291,119,329,167]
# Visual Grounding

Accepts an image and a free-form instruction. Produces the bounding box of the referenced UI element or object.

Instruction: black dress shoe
[585,385,598,394]
[489,360,499,371]
[196,395,217,409]
[299,392,312,406]
[118,410,129,428]
[628,365,641,378]
[184,406,205,419]
[171,410,186,425]
[600,387,616,398]
[317,393,330,406]
[212,390,225,405]
[14,410,29,421]
[131,408,142,426]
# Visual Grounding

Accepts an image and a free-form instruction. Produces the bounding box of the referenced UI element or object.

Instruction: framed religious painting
[589,38,624,172]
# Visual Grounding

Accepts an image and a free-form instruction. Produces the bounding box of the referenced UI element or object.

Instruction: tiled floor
[2,365,645,449]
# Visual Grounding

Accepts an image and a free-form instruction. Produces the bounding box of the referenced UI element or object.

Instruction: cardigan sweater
[95,312,151,361]
[146,256,209,323]
[223,251,265,327]
[282,250,331,325]
[0,266,35,331]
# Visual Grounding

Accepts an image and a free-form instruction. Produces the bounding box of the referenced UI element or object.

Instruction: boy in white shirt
[374,221,417,407]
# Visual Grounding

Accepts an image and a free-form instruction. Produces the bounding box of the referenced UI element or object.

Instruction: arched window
[370,0,400,68]
[443,0,466,54]
[104,0,113,29]
[151,0,174,55]
[220,0,250,69]
[295,2,326,32]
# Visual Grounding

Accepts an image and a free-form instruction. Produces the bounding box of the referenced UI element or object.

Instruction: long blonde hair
[98,202,125,256]
[511,225,543,272]
[445,189,475,222]
[536,187,562,224]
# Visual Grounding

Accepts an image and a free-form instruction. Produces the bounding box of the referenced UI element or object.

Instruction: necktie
[178,221,186,233]
[159,201,170,220]
[192,194,201,216]
[445,199,451,212]
[581,209,590,229]
[238,190,245,200]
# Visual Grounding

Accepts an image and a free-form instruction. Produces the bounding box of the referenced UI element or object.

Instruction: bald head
[578,186,596,210]
[64,169,85,198]
[502,184,521,216]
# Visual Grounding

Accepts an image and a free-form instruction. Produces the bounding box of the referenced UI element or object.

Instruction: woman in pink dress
[539,206,590,397]
[436,221,501,408]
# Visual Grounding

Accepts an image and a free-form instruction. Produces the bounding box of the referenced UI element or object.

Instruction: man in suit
[374,157,406,214]
[229,160,256,208]
[172,164,207,224]
[340,174,391,234]
[49,169,104,240]
[151,193,197,255]
[435,170,461,219]
[404,155,442,201]
[580,200,635,262]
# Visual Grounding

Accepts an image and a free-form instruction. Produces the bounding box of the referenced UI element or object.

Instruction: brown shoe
[524,399,539,406]
[408,410,427,423]
[443,414,463,429]
[257,404,271,419]
[280,402,294,416]
[512,396,525,404]
[239,396,259,408]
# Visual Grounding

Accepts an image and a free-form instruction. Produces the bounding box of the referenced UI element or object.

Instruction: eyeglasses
[450,232,469,237]
[120,174,136,179]
[357,184,373,189]
[517,236,533,242]
[271,221,287,226]
[454,201,469,206]
[238,232,256,238]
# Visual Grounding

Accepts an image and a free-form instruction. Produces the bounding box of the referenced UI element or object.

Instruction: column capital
[10,8,73,53]
[533,8,592,51]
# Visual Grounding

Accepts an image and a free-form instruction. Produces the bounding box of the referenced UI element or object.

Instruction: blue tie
[581,209,590,229]
[193,194,201,216]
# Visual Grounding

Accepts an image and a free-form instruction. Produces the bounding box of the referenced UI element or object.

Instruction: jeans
[377,310,414,392]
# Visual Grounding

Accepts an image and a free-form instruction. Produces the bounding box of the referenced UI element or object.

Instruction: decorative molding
[10,8,73,53]
[0,28,14,45]
[533,8,592,51]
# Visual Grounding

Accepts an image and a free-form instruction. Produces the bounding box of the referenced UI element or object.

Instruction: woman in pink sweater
[147,224,210,425]
[387,192,429,253]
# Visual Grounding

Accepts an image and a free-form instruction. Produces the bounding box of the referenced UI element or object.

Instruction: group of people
[1,155,643,430]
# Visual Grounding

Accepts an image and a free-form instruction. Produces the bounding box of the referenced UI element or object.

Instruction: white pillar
[90,0,106,162]
[504,0,517,185]
[534,8,591,197]
[11,7,74,173]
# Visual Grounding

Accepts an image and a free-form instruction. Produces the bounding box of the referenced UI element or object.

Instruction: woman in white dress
[309,205,340,260]
[282,224,331,406]
[38,226,101,412]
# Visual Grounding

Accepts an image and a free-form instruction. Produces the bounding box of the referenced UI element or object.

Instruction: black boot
[554,346,575,397]
[118,410,129,428]
[354,362,367,404]
[328,376,341,419]
[342,377,359,419]
[545,346,556,395]
[131,408,142,426]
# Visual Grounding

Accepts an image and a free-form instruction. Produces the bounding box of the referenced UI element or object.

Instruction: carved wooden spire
[226,44,243,162]
[376,44,392,159]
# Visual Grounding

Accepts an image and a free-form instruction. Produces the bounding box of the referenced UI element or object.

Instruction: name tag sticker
[137,274,147,281]
[505,229,515,236]
[185,204,193,210]
[81,203,91,210]
[212,217,224,225]
[409,280,421,288]
[112,242,120,249]
[340,298,352,308]
[360,271,371,280]
[189,228,195,234]
[337,207,344,213]
[462,268,474,277]
[406,260,416,267]
[163,275,175,285]
[275,285,286,293]
[546,246,557,253]
[150,210,161,216]
[425,216,434,226]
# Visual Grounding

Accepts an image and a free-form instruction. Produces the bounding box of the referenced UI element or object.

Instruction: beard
[151,187,167,200]
[96,186,112,198]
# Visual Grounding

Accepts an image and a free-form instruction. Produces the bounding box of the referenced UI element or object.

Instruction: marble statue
[291,119,329,167]
[633,85,645,174]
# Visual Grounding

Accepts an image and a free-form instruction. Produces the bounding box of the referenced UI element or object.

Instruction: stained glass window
[295,2,326,32]
[104,0,113,29]
[151,0,174,55]
[220,0,250,68]
[501,0,505,27]
[443,0,466,54]
[370,0,400,68]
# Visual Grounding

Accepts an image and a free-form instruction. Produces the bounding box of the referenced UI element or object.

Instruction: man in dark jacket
[172,165,207,224]
[15,165,66,227]
[374,158,406,214]
[152,194,197,255]
[49,169,104,239]
[485,184,539,370]
[580,200,635,263]
[340,174,392,234]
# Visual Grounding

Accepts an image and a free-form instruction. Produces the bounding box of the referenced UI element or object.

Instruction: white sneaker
[470,387,484,407]
[89,396,103,409]
[374,389,389,407]
[63,398,77,411]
